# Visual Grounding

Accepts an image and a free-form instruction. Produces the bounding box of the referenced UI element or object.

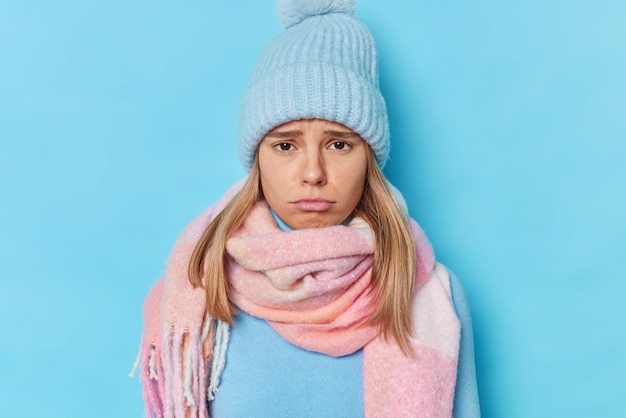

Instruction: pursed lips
[290,198,334,212]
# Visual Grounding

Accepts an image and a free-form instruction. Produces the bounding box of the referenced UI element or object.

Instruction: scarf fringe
[208,320,230,401]
[128,341,141,379]
[131,314,219,418]
[183,334,199,407]
[138,343,164,417]
[149,347,159,380]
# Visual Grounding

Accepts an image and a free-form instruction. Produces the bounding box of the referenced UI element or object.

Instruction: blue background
[1,0,624,416]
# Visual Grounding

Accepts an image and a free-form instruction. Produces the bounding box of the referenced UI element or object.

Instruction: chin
[290,214,341,230]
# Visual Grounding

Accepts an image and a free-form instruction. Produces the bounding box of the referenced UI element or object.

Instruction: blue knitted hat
[238,0,390,171]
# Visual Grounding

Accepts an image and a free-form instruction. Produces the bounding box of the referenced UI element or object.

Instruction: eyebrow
[265,130,302,139]
[323,130,358,139]
[265,129,358,139]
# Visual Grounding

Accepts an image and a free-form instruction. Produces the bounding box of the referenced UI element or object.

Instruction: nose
[300,149,327,186]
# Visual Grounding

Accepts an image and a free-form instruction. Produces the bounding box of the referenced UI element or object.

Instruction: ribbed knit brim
[238,6,390,171]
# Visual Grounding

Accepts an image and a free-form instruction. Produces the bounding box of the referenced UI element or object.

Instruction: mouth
[290,198,334,212]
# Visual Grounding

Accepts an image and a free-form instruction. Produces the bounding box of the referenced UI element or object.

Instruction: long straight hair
[188,147,417,354]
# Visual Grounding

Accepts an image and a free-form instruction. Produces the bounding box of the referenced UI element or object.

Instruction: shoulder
[428,264,473,319]
[419,262,477,326]
[430,262,453,295]
[410,262,461,357]
[443,267,472,322]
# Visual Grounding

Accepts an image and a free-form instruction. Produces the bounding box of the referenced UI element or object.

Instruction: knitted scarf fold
[133,182,461,417]
[227,203,379,356]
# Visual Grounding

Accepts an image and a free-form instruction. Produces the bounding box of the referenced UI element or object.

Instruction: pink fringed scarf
[132,183,461,417]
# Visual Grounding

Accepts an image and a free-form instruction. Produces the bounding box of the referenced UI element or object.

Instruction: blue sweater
[210,215,480,417]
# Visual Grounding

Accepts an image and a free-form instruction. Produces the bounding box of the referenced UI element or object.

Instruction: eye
[329,141,350,150]
[273,142,294,152]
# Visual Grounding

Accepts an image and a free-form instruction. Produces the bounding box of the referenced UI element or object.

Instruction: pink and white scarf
[132,183,460,417]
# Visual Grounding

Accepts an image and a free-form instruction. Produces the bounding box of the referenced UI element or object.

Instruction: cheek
[259,172,273,198]
[258,153,273,192]
[342,163,368,204]
[351,177,367,203]
[259,166,284,203]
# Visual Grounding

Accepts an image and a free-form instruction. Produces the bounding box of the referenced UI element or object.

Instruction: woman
[133,1,480,417]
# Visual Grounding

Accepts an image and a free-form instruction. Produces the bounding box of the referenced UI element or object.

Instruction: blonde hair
[188,147,417,354]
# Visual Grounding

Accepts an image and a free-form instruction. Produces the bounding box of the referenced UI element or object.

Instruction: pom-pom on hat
[276,0,357,28]
[238,0,390,171]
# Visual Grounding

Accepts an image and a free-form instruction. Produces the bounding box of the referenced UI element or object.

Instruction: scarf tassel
[134,344,165,418]
[208,320,230,401]
[164,330,197,418]
[133,315,222,418]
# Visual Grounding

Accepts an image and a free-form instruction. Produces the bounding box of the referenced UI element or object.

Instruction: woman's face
[258,119,368,229]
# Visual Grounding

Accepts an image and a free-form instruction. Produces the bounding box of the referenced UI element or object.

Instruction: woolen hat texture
[238,0,390,171]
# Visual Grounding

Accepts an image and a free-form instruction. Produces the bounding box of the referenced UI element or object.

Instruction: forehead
[267,119,355,134]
